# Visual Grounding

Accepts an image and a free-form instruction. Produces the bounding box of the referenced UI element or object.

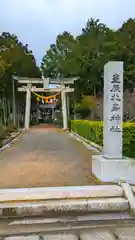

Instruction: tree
[75,95,97,118]
[118,18,135,91]
[0,32,41,126]
[41,31,76,78]
[41,18,114,98]
[41,17,135,101]
[0,32,41,94]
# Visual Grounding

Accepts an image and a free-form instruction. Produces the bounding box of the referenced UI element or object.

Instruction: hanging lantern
[46,98,49,104]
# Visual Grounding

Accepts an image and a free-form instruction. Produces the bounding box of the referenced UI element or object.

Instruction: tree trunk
[3,98,6,126]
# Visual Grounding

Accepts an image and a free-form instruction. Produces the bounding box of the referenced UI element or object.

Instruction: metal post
[24,83,31,130]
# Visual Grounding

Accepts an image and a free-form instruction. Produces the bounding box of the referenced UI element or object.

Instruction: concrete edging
[70,130,102,152]
[0,129,24,153]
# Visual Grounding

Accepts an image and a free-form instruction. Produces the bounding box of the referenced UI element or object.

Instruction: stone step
[5,234,78,240]
[0,185,124,203]
[0,198,128,218]
[80,231,116,240]
[3,227,135,239]
[5,237,39,240]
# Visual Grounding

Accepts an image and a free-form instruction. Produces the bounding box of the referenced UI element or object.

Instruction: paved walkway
[0,125,100,188]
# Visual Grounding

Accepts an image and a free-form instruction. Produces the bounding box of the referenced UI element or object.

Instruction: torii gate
[17,77,77,130]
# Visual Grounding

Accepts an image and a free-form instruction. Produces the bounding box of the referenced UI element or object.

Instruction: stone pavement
[0,125,99,188]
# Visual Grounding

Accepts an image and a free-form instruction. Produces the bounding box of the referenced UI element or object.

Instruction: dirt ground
[0,125,100,188]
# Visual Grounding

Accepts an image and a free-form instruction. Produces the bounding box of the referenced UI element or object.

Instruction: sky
[0,0,135,66]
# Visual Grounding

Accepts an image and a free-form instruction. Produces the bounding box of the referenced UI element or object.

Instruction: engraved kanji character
[110,94,121,101]
[110,84,121,92]
[110,126,121,132]
[111,103,120,112]
[111,73,120,84]
[110,114,121,121]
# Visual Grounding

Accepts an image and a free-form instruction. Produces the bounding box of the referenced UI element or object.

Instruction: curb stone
[69,131,101,153]
[0,130,24,153]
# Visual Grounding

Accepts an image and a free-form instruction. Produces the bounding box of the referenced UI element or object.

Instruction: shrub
[74,96,97,119]
[30,118,39,126]
[71,120,135,158]
[75,103,90,119]
[19,120,24,127]
[0,125,7,140]
[6,124,17,134]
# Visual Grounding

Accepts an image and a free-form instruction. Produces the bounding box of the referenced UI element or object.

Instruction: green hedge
[71,120,135,158]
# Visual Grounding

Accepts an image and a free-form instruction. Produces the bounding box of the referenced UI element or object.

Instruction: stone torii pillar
[24,83,32,130]
[66,94,70,121]
[61,85,74,130]
[61,88,68,130]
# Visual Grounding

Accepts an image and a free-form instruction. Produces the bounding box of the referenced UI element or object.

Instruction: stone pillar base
[92,155,135,184]
[62,128,68,131]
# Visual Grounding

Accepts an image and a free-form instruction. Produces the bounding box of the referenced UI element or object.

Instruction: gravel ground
[0,125,100,188]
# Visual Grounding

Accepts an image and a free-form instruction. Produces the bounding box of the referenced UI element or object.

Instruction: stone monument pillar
[103,62,123,159]
[92,61,135,184]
